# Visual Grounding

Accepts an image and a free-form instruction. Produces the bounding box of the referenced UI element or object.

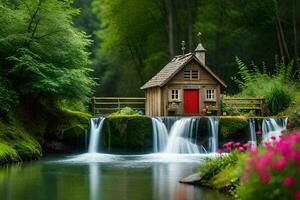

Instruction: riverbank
[0,105,91,165]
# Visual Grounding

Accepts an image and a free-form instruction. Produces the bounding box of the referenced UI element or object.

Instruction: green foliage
[233,58,297,115]
[0,120,42,162]
[109,107,140,116]
[102,115,152,151]
[0,79,18,120]
[266,87,292,115]
[0,143,20,164]
[235,57,253,89]
[289,107,300,129]
[0,0,95,115]
[219,117,248,139]
[200,152,239,182]
[236,131,300,200]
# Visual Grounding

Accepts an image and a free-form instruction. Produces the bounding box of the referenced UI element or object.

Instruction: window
[206,89,216,100]
[183,69,199,80]
[170,89,179,100]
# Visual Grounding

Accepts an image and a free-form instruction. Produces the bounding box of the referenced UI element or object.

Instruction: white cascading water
[152,118,169,152]
[160,117,181,131]
[208,117,219,153]
[164,117,205,154]
[88,117,105,153]
[262,118,288,143]
[248,118,257,147]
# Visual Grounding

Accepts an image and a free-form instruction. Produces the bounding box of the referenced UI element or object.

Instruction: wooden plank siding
[145,87,162,116]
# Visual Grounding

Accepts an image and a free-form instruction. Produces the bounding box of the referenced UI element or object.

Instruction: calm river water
[0,154,230,200]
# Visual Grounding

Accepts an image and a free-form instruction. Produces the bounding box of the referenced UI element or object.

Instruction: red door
[184,90,199,114]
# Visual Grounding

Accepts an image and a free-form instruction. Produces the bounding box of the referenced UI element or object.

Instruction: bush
[200,152,239,182]
[237,130,300,200]
[110,107,140,116]
[266,87,292,115]
[219,117,248,139]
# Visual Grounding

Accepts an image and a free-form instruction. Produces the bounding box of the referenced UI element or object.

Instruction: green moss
[209,166,238,190]
[102,115,152,151]
[0,121,42,162]
[0,143,20,164]
[219,116,249,139]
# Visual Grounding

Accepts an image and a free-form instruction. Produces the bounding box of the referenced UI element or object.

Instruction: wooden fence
[223,97,267,116]
[91,97,146,116]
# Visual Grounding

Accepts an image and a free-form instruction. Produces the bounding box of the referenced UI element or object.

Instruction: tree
[0,0,95,114]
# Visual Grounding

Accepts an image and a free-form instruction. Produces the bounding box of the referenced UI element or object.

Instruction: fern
[235,56,252,89]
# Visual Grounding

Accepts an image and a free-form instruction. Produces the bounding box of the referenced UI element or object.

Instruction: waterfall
[160,117,181,131]
[88,117,105,153]
[248,118,257,147]
[164,117,205,154]
[262,118,288,143]
[152,118,169,153]
[208,117,219,153]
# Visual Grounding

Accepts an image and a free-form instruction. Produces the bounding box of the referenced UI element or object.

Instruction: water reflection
[89,163,100,200]
[0,156,229,200]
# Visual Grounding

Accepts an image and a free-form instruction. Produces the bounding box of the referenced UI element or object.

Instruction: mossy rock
[219,116,249,140]
[0,143,20,164]
[0,121,42,162]
[61,124,86,147]
[102,115,152,152]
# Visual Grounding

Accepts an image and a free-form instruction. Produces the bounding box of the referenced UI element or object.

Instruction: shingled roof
[140,53,227,89]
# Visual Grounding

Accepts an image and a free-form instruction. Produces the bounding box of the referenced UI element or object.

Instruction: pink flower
[223,141,233,148]
[238,147,244,152]
[249,148,258,155]
[240,176,248,183]
[287,122,293,129]
[264,141,272,149]
[272,158,287,171]
[271,136,277,141]
[234,142,241,147]
[226,147,232,152]
[259,171,271,184]
[244,166,251,173]
[295,190,300,200]
[283,176,294,187]
[243,143,250,148]
[257,130,262,136]
[217,149,223,154]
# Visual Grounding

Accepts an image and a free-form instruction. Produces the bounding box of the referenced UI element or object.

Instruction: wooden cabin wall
[162,60,221,116]
[145,87,162,116]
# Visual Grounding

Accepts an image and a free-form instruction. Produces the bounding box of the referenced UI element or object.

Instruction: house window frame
[169,89,180,101]
[206,89,216,101]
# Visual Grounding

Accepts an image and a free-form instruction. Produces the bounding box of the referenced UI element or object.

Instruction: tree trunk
[186,0,194,51]
[167,0,175,58]
[276,25,284,58]
[293,0,298,59]
[274,0,290,61]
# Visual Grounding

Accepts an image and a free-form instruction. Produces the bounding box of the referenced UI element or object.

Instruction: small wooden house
[141,43,227,116]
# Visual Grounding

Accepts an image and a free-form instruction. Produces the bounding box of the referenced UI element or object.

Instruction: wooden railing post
[92,96,95,116]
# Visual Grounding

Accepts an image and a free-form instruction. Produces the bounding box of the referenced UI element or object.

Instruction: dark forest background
[73,0,300,96]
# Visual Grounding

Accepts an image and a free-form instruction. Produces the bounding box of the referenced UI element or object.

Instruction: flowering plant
[237,130,300,200]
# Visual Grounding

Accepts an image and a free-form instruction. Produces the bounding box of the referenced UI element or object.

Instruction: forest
[73,0,300,96]
[1,0,299,117]
[0,1,300,200]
